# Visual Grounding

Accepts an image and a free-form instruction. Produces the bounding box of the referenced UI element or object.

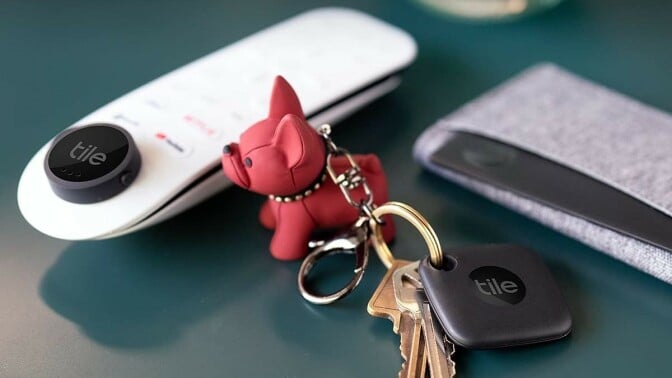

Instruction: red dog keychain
[222,76,395,260]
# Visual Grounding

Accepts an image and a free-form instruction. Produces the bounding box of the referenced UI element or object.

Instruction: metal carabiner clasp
[298,218,370,305]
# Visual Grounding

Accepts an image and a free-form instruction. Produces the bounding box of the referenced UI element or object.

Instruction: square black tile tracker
[419,244,572,349]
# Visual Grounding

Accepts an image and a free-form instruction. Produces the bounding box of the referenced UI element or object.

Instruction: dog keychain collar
[268,137,329,203]
[268,172,327,203]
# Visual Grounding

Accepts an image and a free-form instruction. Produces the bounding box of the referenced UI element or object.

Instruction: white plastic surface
[17,7,417,240]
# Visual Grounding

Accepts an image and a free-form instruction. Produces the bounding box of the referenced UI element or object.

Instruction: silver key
[394,262,456,378]
[417,290,456,377]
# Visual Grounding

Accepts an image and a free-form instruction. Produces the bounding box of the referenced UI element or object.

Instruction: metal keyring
[297,220,370,305]
[369,201,443,269]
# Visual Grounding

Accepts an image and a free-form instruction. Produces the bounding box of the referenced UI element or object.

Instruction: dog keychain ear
[268,76,304,118]
[221,76,396,261]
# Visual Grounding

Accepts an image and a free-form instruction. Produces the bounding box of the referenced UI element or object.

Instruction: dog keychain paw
[221,76,396,260]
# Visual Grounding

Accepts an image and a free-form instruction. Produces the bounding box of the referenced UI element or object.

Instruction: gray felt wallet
[414,63,672,284]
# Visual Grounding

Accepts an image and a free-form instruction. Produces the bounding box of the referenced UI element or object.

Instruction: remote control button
[112,113,141,128]
[182,113,222,140]
[44,123,141,203]
[153,132,193,158]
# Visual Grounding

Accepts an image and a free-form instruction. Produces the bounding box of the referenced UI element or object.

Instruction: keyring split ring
[297,225,369,305]
[369,201,443,269]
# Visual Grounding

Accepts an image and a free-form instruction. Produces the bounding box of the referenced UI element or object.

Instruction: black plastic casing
[419,244,572,349]
[44,123,141,204]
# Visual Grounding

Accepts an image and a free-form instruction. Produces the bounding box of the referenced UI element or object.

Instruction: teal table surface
[2,1,672,377]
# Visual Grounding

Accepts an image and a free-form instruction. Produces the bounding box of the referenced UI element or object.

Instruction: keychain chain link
[318,124,379,223]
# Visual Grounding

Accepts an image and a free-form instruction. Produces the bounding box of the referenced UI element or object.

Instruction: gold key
[392,262,429,378]
[368,260,427,377]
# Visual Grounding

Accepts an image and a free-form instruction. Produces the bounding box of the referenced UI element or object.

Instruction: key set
[298,127,572,377]
[369,210,571,377]
[367,204,459,378]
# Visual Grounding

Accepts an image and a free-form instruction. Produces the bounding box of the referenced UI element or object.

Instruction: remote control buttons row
[111,111,194,159]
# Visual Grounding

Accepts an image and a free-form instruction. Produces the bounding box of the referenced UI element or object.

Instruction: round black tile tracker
[44,123,141,204]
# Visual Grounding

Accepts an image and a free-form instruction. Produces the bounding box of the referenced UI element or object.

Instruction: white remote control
[17,7,417,240]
